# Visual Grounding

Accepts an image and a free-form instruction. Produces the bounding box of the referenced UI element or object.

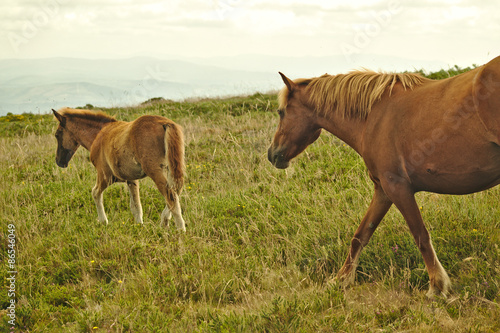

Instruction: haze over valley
[0,54,448,116]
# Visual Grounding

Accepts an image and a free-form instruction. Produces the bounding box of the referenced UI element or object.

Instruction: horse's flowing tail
[164,122,185,193]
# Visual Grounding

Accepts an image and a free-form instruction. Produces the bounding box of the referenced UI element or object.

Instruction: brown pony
[268,56,500,297]
[53,108,186,231]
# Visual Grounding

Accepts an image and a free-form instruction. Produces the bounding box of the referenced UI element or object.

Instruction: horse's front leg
[92,175,110,224]
[127,180,143,224]
[382,179,451,297]
[336,183,392,285]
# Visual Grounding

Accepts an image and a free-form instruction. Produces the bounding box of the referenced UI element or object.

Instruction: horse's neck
[69,121,105,150]
[318,114,366,155]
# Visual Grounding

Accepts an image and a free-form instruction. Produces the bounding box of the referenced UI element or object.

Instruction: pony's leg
[127,180,143,224]
[161,206,172,225]
[383,179,451,297]
[149,171,186,231]
[336,184,392,285]
[164,191,185,231]
[92,176,109,224]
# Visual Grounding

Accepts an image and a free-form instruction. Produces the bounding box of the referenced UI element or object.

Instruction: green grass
[1,68,500,332]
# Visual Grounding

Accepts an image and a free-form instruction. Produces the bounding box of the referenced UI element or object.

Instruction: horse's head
[268,73,322,169]
[53,109,79,168]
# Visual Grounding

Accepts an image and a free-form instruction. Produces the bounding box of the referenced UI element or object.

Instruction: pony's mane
[278,70,430,119]
[58,107,117,123]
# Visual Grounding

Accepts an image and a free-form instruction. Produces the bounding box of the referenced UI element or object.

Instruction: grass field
[1,68,499,332]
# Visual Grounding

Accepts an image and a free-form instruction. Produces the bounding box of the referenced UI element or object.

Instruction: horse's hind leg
[149,170,186,231]
[161,206,172,224]
[163,190,185,231]
[127,180,143,224]
[92,175,109,224]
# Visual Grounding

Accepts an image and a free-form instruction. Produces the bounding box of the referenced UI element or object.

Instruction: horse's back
[363,60,500,194]
[128,115,176,155]
[132,115,173,128]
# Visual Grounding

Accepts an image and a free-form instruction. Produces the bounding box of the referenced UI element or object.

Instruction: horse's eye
[277,109,285,117]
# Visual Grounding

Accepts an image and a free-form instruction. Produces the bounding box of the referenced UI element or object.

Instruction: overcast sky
[1,0,499,67]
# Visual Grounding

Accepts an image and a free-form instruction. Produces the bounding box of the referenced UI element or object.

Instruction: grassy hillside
[1,68,499,332]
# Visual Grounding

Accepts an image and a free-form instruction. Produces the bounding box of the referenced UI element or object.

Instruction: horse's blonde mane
[58,107,116,123]
[279,71,430,118]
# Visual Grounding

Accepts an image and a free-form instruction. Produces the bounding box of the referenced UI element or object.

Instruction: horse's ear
[279,72,296,92]
[52,109,66,127]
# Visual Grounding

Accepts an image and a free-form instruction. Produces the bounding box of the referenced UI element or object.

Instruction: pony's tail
[164,122,185,193]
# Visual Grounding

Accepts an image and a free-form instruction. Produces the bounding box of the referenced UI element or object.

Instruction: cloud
[0,0,498,65]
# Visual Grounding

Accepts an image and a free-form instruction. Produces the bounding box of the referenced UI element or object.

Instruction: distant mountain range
[0,55,447,116]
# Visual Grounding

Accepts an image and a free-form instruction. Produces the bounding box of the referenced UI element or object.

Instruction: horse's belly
[410,147,500,194]
[413,169,500,194]
[111,156,146,181]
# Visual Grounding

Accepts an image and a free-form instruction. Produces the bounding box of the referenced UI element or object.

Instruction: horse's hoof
[426,274,452,299]
[426,287,450,299]
[335,268,356,287]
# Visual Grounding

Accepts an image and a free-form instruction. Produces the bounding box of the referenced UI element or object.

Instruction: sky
[1,0,499,68]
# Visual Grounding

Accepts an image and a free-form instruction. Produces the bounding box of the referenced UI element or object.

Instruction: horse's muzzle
[55,148,74,168]
[268,146,290,169]
[56,159,69,168]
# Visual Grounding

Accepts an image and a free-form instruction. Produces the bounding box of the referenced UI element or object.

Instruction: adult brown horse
[53,108,187,231]
[268,56,500,297]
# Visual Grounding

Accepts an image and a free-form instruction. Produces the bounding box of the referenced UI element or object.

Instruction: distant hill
[0,57,278,115]
[0,55,448,116]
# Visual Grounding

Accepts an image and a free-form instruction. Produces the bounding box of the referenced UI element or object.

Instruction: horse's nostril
[267,147,278,163]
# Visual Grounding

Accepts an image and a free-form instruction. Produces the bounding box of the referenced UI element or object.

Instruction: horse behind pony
[53,108,186,231]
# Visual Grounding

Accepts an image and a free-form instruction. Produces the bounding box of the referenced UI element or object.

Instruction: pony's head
[267,72,321,169]
[53,109,79,168]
